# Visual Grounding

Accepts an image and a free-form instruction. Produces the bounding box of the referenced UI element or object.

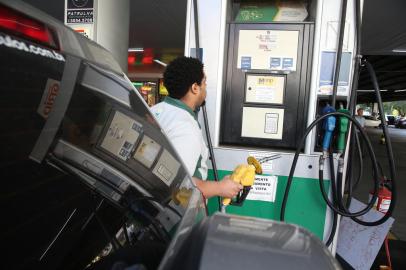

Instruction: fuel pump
[185,0,353,243]
[183,0,397,257]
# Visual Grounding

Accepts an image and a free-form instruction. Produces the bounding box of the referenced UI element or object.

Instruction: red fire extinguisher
[370,184,392,214]
[370,176,393,269]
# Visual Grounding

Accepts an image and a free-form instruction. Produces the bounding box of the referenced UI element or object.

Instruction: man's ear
[190,82,200,95]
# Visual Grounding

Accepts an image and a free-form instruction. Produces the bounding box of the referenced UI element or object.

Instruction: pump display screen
[237,30,299,71]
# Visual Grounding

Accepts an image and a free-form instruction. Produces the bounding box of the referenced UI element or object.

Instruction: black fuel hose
[342,130,363,209]
[324,150,339,247]
[296,63,397,227]
[318,159,376,218]
[349,60,397,226]
[348,0,362,114]
[339,130,363,212]
[325,208,338,247]
[280,112,380,221]
[331,0,348,108]
[322,0,395,238]
[322,60,396,227]
[192,0,221,212]
[350,130,364,190]
[282,0,396,247]
[202,104,222,211]
[344,0,363,208]
[283,65,396,246]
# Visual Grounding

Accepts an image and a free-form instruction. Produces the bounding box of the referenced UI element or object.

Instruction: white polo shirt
[150,97,208,180]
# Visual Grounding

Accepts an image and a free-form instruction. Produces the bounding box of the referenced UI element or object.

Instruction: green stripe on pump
[206,169,330,240]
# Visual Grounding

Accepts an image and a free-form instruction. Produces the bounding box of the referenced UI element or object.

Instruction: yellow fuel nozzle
[222,164,256,206]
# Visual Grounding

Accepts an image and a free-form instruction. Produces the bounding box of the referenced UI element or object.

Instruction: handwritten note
[336,199,394,270]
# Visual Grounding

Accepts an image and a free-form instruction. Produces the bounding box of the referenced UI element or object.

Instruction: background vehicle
[395,117,406,129]
[0,1,199,269]
[386,115,397,126]
[364,115,381,128]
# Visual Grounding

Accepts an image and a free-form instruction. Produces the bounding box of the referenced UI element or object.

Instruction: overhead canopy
[357,0,406,103]
[361,0,406,55]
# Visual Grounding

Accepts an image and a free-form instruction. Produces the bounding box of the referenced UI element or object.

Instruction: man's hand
[217,175,243,198]
[193,176,242,199]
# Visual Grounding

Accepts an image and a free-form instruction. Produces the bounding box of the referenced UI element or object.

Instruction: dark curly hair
[163,56,204,99]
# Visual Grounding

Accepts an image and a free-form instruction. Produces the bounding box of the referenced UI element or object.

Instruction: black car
[0,1,341,270]
[387,115,397,126]
[396,118,406,129]
[0,1,204,269]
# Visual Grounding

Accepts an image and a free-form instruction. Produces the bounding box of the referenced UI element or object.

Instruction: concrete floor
[352,126,406,241]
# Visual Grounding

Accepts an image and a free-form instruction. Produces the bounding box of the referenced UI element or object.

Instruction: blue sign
[282,58,294,70]
[338,52,352,86]
[270,57,281,68]
[319,51,335,86]
[241,56,251,69]
[319,51,352,87]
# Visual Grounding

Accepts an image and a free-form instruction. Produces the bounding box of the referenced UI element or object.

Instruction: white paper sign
[241,107,284,140]
[246,175,278,202]
[237,30,299,71]
[245,75,285,104]
[337,199,394,270]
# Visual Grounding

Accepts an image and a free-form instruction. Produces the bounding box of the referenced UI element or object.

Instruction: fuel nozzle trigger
[229,186,252,207]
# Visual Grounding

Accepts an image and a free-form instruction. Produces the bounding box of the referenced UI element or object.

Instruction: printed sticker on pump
[246,175,278,202]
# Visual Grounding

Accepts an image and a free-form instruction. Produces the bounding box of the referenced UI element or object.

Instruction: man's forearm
[193,178,219,198]
[192,176,242,199]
